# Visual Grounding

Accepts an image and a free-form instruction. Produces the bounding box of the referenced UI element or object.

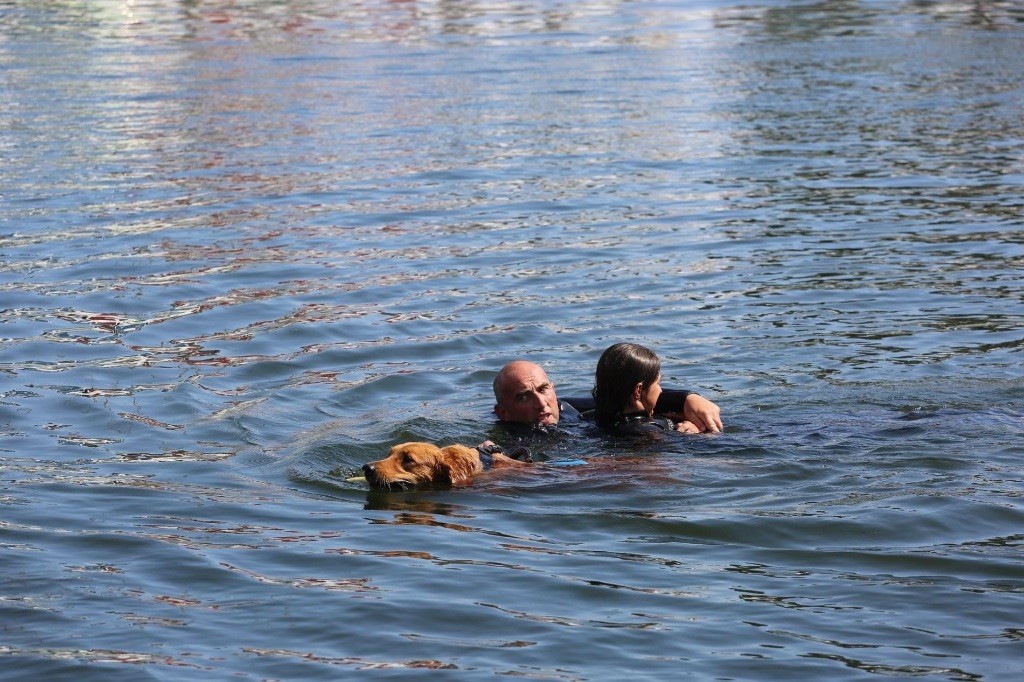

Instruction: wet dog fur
[363,442,527,490]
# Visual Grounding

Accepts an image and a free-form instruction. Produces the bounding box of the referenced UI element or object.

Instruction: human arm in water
[677,393,722,434]
[651,390,723,434]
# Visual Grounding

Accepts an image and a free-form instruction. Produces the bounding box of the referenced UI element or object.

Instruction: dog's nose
[362,463,374,477]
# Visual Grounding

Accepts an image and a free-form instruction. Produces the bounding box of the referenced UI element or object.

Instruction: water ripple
[3,1,1024,680]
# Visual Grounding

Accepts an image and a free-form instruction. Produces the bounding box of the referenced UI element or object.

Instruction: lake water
[2,0,1024,679]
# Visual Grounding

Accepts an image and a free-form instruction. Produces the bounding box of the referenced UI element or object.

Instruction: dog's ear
[437,445,478,486]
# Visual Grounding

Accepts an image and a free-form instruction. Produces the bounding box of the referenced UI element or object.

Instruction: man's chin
[537,415,557,426]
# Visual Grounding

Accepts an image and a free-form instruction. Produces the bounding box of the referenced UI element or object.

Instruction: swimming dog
[362,442,529,490]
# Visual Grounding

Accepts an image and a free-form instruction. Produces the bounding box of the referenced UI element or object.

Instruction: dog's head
[363,442,477,490]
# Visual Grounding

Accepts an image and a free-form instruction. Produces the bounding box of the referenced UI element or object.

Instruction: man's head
[492,360,560,426]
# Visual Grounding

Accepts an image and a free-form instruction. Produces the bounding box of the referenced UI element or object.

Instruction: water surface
[2,1,1023,679]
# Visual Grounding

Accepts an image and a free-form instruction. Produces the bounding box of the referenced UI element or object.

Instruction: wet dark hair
[592,343,661,428]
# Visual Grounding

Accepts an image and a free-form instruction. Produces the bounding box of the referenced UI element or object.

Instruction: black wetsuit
[561,389,691,421]
[576,389,695,438]
[603,411,677,436]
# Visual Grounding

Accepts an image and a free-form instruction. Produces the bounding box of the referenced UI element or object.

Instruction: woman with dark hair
[592,342,701,435]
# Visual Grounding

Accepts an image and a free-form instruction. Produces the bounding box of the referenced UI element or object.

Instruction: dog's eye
[401,454,415,466]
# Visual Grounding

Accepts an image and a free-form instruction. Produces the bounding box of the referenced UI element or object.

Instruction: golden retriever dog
[363,442,529,490]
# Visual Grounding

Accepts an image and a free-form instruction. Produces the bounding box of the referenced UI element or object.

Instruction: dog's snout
[362,463,374,475]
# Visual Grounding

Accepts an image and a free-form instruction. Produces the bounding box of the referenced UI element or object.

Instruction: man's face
[494,363,560,426]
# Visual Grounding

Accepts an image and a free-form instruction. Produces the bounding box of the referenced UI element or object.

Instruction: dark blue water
[2,1,1023,679]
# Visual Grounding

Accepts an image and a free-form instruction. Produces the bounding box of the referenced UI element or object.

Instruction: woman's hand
[675,420,701,434]
[682,394,723,433]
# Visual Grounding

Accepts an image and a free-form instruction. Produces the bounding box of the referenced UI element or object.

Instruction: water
[2,0,1023,679]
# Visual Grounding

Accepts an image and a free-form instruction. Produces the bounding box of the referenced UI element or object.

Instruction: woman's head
[592,343,662,426]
